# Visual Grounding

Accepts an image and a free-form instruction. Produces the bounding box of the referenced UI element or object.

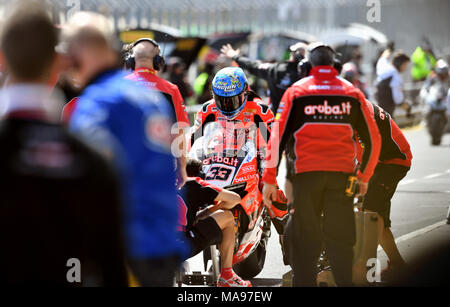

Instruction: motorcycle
[189,121,271,279]
[421,78,449,145]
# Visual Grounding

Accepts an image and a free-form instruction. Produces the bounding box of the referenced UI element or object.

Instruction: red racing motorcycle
[189,121,272,279]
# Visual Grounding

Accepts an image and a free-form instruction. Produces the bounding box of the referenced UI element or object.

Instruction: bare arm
[195,189,241,221]
[214,189,241,210]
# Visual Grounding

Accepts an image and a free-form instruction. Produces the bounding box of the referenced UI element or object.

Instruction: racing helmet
[212,67,248,120]
[435,59,449,77]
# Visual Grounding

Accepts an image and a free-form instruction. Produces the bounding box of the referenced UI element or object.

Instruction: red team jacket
[125,68,190,127]
[356,102,412,168]
[62,68,190,127]
[262,66,382,185]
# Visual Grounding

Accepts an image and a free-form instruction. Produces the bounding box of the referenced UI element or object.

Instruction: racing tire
[233,243,267,280]
[430,112,445,146]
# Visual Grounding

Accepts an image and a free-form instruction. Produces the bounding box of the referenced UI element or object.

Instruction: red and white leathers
[262,65,382,186]
[191,91,289,224]
[191,91,274,166]
[126,68,190,128]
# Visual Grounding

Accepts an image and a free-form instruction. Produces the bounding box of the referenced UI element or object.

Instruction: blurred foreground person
[0,1,127,286]
[392,241,450,287]
[63,12,188,286]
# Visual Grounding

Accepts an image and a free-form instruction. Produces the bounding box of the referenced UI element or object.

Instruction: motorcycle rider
[420,59,449,144]
[178,158,252,287]
[262,42,381,286]
[191,67,274,167]
[190,67,288,222]
[221,42,307,115]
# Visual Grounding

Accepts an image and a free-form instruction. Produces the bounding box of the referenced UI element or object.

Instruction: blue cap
[212,67,248,97]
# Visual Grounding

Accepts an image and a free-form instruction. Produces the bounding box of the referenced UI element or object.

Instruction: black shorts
[363,163,410,228]
[184,217,223,258]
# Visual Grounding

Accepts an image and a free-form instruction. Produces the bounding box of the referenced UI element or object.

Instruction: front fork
[232,207,271,254]
[260,209,272,250]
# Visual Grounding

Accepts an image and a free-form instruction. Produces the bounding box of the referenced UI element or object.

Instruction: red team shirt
[62,68,190,127]
[125,68,190,127]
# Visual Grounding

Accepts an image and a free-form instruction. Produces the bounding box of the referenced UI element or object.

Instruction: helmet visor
[213,93,245,114]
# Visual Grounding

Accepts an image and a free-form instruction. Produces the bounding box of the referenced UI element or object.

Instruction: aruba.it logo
[304,100,352,116]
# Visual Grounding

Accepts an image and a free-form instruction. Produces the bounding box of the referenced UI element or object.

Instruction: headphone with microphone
[124,38,165,71]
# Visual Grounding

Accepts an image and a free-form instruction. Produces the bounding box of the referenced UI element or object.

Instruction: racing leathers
[191,91,288,227]
[191,91,274,174]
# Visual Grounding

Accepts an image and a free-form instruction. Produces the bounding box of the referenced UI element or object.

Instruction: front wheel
[233,243,267,279]
[233,212,271,279]
[429,112,446,145]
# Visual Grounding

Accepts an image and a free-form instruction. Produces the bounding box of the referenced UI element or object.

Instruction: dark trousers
[128,256,179,287]
[363,163,410,228]
[290,172,356,287]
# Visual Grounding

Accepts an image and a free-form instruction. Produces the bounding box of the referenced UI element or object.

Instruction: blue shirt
[70,70,189,259]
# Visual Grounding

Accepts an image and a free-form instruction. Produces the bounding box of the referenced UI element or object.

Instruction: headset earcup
[125,54,135,71]
[298,60,312,79]
[153,55,165,71]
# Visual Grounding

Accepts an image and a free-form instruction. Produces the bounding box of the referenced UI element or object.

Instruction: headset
[124,38,165,71]
[297,58,343,79]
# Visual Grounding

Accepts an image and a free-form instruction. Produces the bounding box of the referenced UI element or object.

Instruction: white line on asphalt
[424,173,444,179]
[377,220,447,252]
